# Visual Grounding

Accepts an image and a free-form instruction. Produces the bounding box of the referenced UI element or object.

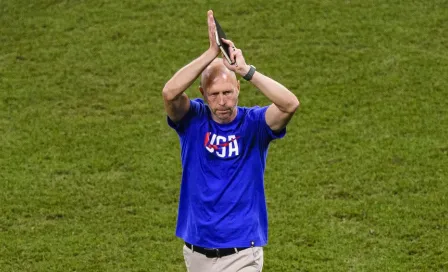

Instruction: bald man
[162,10,299,272]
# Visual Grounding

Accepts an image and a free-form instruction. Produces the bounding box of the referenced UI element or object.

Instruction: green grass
[1,0,447,271]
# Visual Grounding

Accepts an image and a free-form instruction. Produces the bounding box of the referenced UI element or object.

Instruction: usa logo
[204,132,240,158]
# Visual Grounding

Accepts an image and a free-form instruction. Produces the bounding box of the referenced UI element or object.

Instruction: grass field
[1,0,447,271]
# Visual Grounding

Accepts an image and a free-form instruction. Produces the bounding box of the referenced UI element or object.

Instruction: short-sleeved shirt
[168,98,285,248]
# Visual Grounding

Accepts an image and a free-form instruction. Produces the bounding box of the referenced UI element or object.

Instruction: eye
[224,91,232,95]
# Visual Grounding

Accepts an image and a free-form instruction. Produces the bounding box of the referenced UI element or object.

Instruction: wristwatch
[243,65,256,81]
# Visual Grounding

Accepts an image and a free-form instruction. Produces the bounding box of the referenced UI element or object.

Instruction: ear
[199,86,205,96]
[236,80,240,94]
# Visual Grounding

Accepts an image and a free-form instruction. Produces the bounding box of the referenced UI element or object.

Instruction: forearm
[163,49,217,101]
[240,67,299,113]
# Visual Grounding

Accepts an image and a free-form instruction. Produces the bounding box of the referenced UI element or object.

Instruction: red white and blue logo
[204,132,240,158]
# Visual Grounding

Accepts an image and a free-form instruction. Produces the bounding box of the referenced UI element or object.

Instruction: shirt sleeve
[250,106,286,142]
[167,99,204,134]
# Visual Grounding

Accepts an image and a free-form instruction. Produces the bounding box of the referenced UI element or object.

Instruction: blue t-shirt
[167,98,286,248]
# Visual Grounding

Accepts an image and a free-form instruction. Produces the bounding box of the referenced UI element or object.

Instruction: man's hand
[162,10,222,123]
[221,38,251,77]
[208,10,220,56]
[220,38,299,132]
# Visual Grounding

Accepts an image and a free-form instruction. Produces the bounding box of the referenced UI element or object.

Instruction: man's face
[204,75,239,123]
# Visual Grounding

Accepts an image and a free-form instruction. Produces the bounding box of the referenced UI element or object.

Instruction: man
[162,10,299,272]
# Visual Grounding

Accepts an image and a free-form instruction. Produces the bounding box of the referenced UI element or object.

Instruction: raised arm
[162,10,220,122]
[222,39,300,132]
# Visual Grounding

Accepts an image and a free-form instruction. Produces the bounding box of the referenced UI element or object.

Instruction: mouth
[216,109,230,114]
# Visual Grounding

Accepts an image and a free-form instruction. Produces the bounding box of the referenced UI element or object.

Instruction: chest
[186,118,260,160]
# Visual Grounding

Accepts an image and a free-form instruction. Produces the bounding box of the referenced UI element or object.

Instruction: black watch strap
[243,65,256,81]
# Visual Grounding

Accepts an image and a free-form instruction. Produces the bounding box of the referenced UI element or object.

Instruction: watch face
[244,65,256,80]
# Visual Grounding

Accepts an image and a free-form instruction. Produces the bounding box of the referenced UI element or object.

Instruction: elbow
[292,98,300,112]
[285,97,300,113]
[162,84,176,101]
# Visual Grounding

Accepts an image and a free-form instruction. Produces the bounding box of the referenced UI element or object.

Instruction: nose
[218,93,225,106]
